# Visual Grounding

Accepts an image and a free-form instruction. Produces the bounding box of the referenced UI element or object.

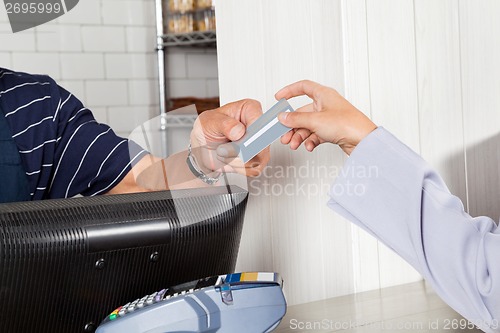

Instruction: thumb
[278,111,317,131]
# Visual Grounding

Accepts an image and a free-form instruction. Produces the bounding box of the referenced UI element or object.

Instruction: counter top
[275,281,482,332]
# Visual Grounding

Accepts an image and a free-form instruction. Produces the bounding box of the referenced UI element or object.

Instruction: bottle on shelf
[166,0,216,33]
[168,0,194,13]
[168,12,194,33]
[195,8,215,32]
[195,0,212,10]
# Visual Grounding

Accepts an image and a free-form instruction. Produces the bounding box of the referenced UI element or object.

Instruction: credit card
[230,99,294,163]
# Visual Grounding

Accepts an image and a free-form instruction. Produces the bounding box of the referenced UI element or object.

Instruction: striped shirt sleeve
[0,68,147,199]
[49,84,148,197]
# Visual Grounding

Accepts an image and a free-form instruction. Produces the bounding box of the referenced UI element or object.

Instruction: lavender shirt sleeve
[328,127,500,333]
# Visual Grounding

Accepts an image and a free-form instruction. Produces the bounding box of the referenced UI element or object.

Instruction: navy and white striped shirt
[0,68,147,200]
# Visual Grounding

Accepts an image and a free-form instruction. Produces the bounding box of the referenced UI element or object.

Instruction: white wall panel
[341,0,381,294]
[217,0,500,306]
[217,0,353,305]
[216,1,268,104]
[459,0,500,220]
[414,0,467,206]
[262,0,352,305]
[365,0,421,288]
[216,0,274,282]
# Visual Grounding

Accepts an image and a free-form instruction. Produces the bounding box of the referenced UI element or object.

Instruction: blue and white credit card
[230,99,294,163]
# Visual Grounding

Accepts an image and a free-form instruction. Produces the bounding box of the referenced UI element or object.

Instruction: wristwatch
[186,143,221,185]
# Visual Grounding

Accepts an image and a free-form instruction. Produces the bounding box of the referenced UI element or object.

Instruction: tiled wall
[167,47,219,100]
[0,0,219,138]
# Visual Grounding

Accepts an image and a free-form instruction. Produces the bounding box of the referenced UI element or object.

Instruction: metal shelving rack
[163,31,216,47]
[154,0,217,131]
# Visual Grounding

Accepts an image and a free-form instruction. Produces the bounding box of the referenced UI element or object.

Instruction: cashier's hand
[276,80,377,155]
[190,99,270,177]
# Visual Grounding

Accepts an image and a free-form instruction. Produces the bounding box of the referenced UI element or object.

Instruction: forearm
[108,150,212,194]
[328,127,500,332]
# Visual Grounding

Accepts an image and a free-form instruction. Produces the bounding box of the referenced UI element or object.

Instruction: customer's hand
[276,80,377,155]
[190,99,270,177]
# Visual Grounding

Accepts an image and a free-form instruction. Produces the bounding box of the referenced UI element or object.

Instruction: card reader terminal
[96,272,286,333]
